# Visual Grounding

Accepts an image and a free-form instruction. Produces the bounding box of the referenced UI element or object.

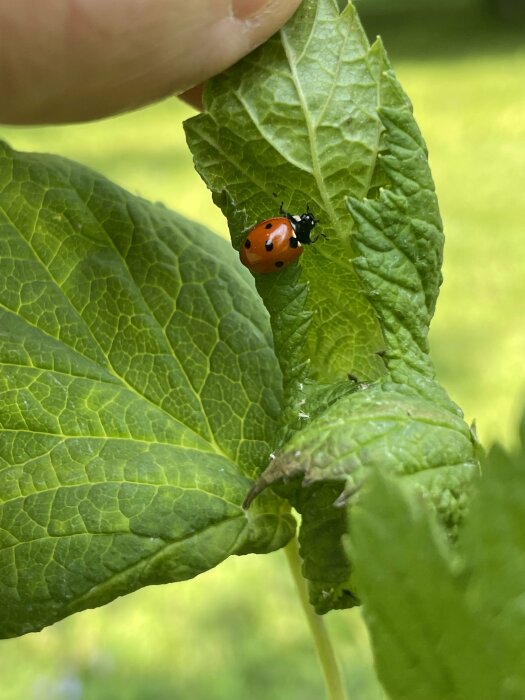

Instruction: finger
[0,0,302,125]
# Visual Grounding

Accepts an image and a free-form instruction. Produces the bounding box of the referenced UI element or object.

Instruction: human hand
[0,0,302,124]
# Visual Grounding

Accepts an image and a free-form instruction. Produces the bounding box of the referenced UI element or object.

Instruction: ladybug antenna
[280,202,293,219]
[306,204,320,223]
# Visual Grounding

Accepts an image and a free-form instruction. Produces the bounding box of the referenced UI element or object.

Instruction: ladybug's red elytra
[239,205,320,274]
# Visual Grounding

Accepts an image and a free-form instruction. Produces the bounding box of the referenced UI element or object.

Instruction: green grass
[1,5,524,698]
[396,47,525,450]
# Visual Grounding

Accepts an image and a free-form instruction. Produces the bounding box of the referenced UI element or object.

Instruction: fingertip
[196,0,303,87]
[232,0,294,21]
[231,0,303,46]
[178,0,302,114]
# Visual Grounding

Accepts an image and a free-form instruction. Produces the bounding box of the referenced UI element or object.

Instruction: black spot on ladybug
[265,241,274,252]
[289,237,299,249]
[244,239,251,249]
[265,222,273,229]
[275,261,284,268]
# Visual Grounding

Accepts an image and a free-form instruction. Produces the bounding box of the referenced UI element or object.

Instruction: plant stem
[284,537,349,700]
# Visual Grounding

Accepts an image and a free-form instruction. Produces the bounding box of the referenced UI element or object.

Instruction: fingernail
[231,0,272,20]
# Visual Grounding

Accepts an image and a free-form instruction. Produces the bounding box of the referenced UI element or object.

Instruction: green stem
[284,537,349,700]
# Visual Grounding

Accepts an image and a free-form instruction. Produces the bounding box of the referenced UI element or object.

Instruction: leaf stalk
[284,537,349,700]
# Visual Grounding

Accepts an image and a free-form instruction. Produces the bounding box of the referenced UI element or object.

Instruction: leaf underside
[186,0,478,612]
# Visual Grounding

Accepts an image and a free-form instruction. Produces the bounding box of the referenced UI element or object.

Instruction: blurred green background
[1,1,524,698]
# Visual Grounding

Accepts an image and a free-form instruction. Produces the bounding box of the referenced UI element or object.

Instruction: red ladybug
[240,206,320,274]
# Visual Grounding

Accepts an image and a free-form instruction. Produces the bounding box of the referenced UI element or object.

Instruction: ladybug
[240,205,320,274]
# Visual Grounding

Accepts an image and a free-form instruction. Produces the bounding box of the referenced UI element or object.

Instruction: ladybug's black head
[291,211,319,245]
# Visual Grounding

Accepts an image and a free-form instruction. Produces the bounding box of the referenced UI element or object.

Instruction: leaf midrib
[279,11,385,237]
[0,480,244,514]
[0,427,217,450]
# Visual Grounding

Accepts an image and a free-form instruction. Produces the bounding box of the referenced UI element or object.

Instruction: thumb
[0,0,303,125]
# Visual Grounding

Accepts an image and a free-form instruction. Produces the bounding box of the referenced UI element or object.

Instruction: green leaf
[260,378,476,612]
[185,0,388,423]
[349,473,479,700]
[186,0,478,612]
[459,424,525,695]
[0,141,295,638]
[349,416,525,700]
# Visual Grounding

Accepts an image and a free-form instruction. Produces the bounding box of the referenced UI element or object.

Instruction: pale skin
[0,0,302,124]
